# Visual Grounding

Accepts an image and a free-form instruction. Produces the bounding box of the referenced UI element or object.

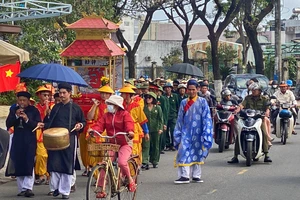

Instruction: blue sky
[152,0,299,23]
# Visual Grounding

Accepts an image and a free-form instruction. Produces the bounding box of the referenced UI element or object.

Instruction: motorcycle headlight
[242,127,256,132]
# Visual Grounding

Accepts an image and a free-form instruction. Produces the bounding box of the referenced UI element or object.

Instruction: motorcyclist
[267,80,279,96]
[271,81,297,135]
[220,89,239,106]
[286,79,293,90]
[241,78,259,99]
[217,89,239,140]
[228,83,272,163]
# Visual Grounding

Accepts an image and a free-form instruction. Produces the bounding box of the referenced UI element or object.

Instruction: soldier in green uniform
[149,83,169,154]
[163,82,179,151]
[177,84,188,105]
[228,83,272,163]
[142,92,164,169]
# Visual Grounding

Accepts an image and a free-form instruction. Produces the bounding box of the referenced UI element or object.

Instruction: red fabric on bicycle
[91,109,134,146]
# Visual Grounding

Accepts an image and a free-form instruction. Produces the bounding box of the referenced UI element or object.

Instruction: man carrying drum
[38,82,86,199]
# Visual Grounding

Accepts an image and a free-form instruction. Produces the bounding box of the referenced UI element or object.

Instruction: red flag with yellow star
[0,62,21,92]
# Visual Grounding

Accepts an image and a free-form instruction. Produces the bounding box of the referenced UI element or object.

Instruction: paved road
[1,123,300,199]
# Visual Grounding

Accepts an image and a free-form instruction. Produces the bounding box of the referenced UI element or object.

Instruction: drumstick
[70,127,76,132]
[32,126,39,132]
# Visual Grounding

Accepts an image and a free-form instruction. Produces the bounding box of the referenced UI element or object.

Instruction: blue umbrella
[18,63,88,87]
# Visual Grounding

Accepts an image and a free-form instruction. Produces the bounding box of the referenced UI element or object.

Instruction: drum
[43,128,70,150]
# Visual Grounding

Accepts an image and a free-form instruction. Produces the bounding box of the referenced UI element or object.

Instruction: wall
[135,40,182,78]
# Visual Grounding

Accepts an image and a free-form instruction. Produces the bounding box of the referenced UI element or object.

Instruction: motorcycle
[237,109,265,167]
[214,102,236,152]
[275,103,294,145]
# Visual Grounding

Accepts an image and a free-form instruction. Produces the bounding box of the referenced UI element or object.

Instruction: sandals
[82,170,88,176]
[96,191,107,198]
[47,191,53,196]
[34,179,45,185]
[128,181,136,192]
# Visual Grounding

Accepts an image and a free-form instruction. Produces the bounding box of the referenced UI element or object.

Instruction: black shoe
[145,164,150,170]
[253,158,259,162]
[62,195,69,199]
[153,164,158,168]
[264,156,272,162]
[174,177,190,184]
[24,189,34,198]
[192,178,204,183]
[227,157,239,164]
[171,146,176,151]
[53,189,60,197]
[70,184,76,193]
[160,151,165,154]
[17,191,26,196]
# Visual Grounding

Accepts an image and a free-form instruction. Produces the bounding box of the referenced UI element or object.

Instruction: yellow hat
[98,85,114,94]
[124,83,137,90]
[119,86,136,94]
[36,86,51,94]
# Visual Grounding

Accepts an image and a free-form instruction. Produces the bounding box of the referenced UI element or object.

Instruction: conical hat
[119,86,135,94]
[36,86,51,94]
[98,85,114,94]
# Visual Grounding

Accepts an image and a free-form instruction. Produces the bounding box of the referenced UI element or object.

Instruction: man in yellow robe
[120,86,149,166]
[35,86,53,185]
[79,85,114,176]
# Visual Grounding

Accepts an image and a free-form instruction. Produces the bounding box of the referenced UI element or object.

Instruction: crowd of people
[3,75,299,198]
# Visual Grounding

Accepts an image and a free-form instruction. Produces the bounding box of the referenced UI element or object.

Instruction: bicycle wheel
[86,164,112,200]
[118,159,138,200]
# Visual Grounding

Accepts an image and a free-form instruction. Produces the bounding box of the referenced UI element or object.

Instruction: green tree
[287,56,297,81]
[264,56,275,79]
[206,44,238,81]
[161,48,183,79]
[243,0,275,74]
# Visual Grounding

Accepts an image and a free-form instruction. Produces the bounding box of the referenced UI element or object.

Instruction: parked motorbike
[214,102,236,152]
[237,109,265,166]
[275,103,294,145]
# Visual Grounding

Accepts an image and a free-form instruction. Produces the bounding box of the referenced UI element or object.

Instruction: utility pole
[274,0,282,81]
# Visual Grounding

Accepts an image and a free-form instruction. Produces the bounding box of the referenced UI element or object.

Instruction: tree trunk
[127,51,136,78]
[182,35,189,63]
[244,25,264,74]
[208,35,221,80]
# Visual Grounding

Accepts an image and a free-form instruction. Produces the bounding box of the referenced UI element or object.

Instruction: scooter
[214,102,236,153]
[237,109,264,167]
[275,103,294,145]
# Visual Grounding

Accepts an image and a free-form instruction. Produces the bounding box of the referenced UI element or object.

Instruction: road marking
[238,169,248,175]
[207,189,217,195]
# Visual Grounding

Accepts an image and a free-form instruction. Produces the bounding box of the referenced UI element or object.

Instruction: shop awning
[0,40,30,65]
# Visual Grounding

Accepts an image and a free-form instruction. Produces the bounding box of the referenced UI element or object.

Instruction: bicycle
[86,130,139,200]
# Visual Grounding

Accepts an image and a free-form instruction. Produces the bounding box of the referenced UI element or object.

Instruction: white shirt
[273,90,297,105]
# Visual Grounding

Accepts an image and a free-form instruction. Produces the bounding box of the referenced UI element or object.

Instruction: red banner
[0,62,21,92]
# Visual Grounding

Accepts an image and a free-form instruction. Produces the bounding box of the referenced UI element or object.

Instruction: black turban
[16,91,31,99]
[58,82,72,91]
[54,93,59,98]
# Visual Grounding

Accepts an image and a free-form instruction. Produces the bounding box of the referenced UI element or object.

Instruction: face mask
[272,85,277,88]
[107,105,115,113]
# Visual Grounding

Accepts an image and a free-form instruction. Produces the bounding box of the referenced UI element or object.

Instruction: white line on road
[206,189,217,195]
[238,169,248,175]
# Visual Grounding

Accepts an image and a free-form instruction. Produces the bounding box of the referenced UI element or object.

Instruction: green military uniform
[178,94,188,105]
[142,104,164,166]
[157,92,169,152]
[164,93,179,150]
[234,95,270,155]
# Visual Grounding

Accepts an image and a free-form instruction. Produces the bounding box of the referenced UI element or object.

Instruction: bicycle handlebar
[89,129,128,139]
